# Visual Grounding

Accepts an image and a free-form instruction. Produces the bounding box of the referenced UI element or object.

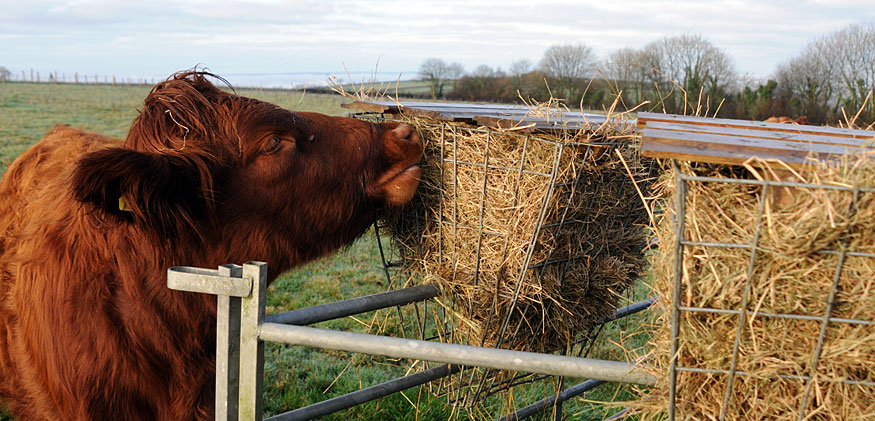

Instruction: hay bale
[636,157,875,420]
[383,114,653,354]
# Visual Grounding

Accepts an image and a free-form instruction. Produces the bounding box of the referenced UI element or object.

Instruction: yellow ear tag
[118,196,133,212]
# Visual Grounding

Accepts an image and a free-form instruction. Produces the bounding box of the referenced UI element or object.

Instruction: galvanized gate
[167,262,655,420]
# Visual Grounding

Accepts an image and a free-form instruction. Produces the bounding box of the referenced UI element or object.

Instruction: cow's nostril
[391,124,416,142]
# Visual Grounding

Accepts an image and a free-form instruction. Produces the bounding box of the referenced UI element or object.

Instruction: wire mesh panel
[353,111,656,407]
[644,159,875,420]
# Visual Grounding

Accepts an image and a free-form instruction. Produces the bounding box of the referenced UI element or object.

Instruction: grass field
[0,81,650,420]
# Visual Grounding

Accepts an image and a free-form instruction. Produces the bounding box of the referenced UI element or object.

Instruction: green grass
[0,81,651,420]
[0,82,347,176]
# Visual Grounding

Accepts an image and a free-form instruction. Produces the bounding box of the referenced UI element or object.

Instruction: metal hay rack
[347,100,658,405]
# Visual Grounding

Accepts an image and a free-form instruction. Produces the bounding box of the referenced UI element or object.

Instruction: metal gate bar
[281,297,658,421]
[167,264,442,420]
[496,380,605,421]
[493,297,657,421]
[267,365,461,421]
[258,323,657,385]
[265,284,440,325]
[167,263,657,421]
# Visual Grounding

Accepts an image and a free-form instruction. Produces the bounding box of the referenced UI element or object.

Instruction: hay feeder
[637,113,875,420]
[346,100,655,403]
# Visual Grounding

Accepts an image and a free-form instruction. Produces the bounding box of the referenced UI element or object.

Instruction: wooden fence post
[239,262,266,421]
[216,264,244,421]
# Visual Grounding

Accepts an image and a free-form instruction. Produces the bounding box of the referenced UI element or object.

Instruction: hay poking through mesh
[383,110,653,356]
[634,156,875,420]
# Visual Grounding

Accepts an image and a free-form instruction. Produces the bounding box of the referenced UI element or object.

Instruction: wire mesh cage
[354,109,657,406]
[640,159,875,420]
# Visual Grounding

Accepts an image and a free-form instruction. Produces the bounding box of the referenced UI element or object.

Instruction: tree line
[419,23,875,126]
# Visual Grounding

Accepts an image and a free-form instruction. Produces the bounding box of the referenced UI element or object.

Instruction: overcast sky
[1,0,873,87]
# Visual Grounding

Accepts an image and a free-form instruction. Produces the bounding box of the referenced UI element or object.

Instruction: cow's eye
[261,136,282,155]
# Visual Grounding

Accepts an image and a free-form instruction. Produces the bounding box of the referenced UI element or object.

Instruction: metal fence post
[239,262,267,421]
[216,264,243,421]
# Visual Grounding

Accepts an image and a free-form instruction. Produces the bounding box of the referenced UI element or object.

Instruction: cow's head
[72,71,421,270]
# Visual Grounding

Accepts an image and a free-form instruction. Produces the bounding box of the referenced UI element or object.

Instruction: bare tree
[773,23,875,124]
[447,62,464,78]
[507,59,533,95]
[640,34,737,112]
[774,45,835,123]
[419,58,464,99]
[539,43,598,99]
[472,65,495,78]
[540,43,597,80]
[826,22,875,120]
[509,59,533,78]
[603,47,649,105]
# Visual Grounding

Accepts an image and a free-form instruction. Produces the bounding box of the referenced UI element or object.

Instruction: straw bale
[384,115,652,354]
[636,157,875,420]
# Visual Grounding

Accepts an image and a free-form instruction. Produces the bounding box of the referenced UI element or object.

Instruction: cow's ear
[71,147,214,239]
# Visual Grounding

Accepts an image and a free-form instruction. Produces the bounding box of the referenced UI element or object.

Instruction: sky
[1,0,873,88]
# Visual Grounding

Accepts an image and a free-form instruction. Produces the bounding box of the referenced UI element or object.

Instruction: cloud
[0,0,872,80]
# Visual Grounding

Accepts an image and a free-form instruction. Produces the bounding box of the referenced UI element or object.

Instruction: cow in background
[764,116,810,125]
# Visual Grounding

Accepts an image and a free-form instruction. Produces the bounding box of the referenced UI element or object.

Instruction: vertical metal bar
[239,262,267,421]
[579,324,605,359]
[797,246,848,419]
[571,166,605,262]
[552,347,566,421]
[481,134,530,347]
[719,181,770,421]
[537,144,589,280]
[462,130,492,406]
[413,301,426,340]
[450,125,460,339]
[374,222,409,339]
[472,134,533,404]
[438,123,446,265]
[450,125,465,406]
[472,130,492,289]
[216,264,243,421]
[668,160,686,421]
[476,142,564,405]
[374,222,394,289]
[452,125,460,281]
[797,188,858,419]
[434,124,455,392]
[495,143,564,346]
[531,144,591,355]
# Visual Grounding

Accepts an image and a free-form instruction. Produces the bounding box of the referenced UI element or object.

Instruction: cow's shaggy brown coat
[0,72,421,420]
